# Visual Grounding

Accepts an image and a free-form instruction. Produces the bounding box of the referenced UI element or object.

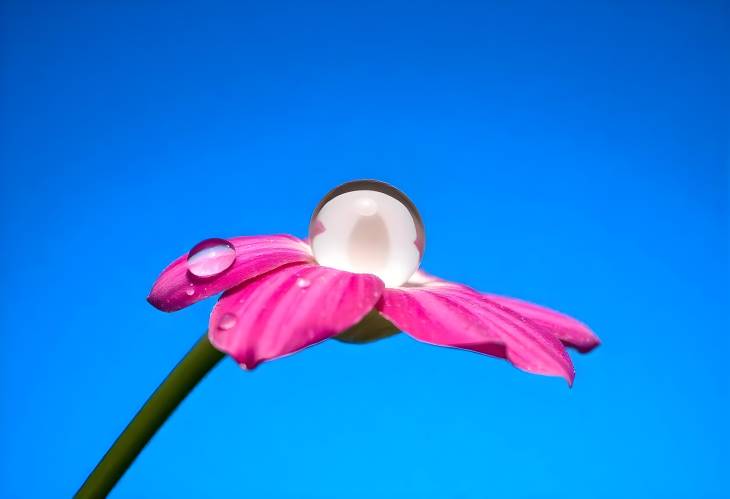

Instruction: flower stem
[75,332,224,498]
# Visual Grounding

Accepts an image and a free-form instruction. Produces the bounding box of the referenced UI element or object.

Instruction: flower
[147,181,599,385]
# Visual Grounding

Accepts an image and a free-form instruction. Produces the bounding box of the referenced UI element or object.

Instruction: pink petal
[209,263,384,369]
[148,235,313,312]
[379,278,576,385]
[407,270,600,353]
[484,294,600,353]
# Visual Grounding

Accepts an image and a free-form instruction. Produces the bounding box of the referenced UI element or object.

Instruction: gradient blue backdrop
[1,1,728,498]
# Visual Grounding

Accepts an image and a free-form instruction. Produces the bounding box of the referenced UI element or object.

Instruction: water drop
[187,238,236,278]
[308,180,425,287]
[218,312,237,331]
[185,287,195,296]
[296,277,311,288]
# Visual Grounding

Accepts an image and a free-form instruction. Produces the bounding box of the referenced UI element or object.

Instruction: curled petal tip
[576,334,601,354]
[481,294,600,355]
[146,293,170,313]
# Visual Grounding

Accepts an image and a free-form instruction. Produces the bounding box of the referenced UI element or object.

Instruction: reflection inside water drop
[187,238,236,278]
[308,180,425,287]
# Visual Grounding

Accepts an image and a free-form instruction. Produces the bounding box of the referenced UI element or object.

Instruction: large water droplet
[308,180,425,287]
[187,238,236,278]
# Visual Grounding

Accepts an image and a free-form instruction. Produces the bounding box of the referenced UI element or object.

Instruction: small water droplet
[296,277,311,288]
[187,238,236,278]
[185,287,195,296]
[218,312,237,330]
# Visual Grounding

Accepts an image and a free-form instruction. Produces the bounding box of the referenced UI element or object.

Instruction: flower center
[309,180,425,287]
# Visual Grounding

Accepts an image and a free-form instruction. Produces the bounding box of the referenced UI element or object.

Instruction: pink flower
[148,181,599,385]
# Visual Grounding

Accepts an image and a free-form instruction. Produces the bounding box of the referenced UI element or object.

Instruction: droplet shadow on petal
[334,309,401,344]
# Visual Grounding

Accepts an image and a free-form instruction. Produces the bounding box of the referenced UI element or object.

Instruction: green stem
[75,332,224,498]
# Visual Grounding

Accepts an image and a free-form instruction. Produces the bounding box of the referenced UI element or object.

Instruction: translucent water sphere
[187,238,236,278]
[309,180,425,287]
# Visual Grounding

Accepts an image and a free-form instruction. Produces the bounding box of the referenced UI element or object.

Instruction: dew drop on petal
[308,180,425,287]
[217,312,237,331]
[296,277,311,288]
[185,287,195,296]
[187,238,236,278]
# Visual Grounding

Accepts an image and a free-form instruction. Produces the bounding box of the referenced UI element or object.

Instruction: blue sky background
[1,1,728,498]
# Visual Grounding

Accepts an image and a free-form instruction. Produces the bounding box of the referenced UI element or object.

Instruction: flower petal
[407,270,600,353]
[148,235,312,312]
[209,264,384,369]
[378,278,575,385]
[483,294,600,353]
